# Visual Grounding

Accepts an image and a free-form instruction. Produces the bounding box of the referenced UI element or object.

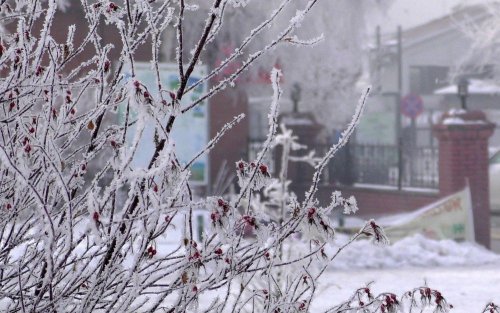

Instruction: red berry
[35,66,44,76]
[307,207,316,218]
[104,60,110,72]
[107,2,118,12]
[238,162,245,170]
[211,212,219,222]
[147,246,157,257]
[259,164,268,174]
[93,211,99,221]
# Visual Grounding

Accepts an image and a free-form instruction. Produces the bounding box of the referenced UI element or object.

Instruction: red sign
[401,93,424,119]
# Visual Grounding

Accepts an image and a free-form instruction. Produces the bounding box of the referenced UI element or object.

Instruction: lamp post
[291,82,301,113]
[458,77,469,110]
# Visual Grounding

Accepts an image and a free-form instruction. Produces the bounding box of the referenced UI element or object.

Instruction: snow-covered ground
[307,234,500,311]
[327,233,500,269]
[195,234,500,312]
[311,265,500,312]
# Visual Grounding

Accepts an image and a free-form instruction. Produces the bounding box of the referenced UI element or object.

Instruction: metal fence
[348,143,439,189]
[247,138,439,190]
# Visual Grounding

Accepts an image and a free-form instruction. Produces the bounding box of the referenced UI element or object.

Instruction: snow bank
[328,233,500,270]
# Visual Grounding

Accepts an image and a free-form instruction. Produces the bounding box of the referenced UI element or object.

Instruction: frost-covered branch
[0,1,481,312]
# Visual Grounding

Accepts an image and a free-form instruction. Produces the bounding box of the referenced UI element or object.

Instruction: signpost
[401,93,424,119]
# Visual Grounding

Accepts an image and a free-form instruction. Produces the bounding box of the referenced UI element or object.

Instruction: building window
[409,66,449,95]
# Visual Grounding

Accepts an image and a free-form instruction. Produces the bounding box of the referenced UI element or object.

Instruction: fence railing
[348,143,439,189]
[248,138,439,190]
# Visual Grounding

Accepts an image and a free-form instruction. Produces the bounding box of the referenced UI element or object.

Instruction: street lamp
[291,82,301,113]
[458,77,469,110]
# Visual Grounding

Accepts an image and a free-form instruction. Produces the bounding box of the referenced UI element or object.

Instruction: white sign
[380,186,475,242]
[119,63,209,185]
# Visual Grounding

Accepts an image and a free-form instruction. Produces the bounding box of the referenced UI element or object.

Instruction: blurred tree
[160,0,394,131]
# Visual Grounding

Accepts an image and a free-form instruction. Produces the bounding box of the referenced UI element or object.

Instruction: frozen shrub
[0,1,472,312]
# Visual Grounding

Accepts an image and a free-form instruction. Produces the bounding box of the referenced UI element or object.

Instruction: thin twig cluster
[0,1,486,312]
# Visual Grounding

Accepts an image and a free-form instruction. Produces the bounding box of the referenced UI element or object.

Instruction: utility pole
[397,25,403,142]
[397,25,403,190]
[376,25,381,92]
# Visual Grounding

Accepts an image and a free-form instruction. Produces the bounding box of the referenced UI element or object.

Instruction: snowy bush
[0,0,482,312]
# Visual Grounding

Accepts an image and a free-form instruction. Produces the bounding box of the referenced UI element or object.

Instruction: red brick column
[433,110,495,248]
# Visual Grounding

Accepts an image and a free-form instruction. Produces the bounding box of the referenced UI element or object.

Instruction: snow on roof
[434,79,500,95]
[401,4,489,41]
[376,4,496,51]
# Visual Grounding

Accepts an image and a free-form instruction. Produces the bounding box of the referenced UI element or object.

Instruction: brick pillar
[433,110,495,248]
[277,112,323,202]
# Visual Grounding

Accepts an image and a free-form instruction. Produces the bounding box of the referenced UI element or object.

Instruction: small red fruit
[104,60,110,72]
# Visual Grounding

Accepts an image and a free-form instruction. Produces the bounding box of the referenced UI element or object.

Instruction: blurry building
[368,4,500,147]
[0,2,251,197]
